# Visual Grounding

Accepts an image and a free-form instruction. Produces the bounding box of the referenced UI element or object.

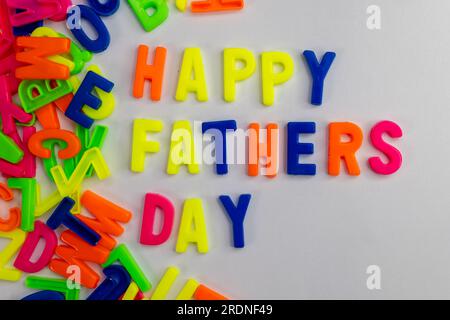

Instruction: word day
[140,193,252,251]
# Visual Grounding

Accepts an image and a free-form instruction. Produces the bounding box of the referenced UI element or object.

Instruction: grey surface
[1,0,448,299]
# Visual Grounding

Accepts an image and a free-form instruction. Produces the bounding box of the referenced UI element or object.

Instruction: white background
[1,0,449,299]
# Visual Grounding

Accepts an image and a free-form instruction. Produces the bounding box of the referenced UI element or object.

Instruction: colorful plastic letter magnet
[22,290,65,300]
[6,0,62,27]
[65,71,114,129]
[87,265,131,300]
[191,0,244,13]
[28,129,81,160]
[68,5,110,53]
[19,79,73,113]
[0,132,24,164]
[13,9,43,36]
[88,0,120,16]
[47,197,100,245]
[15,36,71,80]
[127,0,169,33]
